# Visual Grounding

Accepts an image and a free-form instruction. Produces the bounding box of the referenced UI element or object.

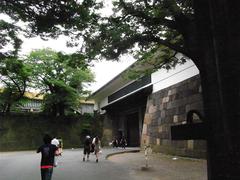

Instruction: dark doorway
[126,112,140,146]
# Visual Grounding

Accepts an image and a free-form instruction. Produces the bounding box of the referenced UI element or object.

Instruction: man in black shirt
[37,134,58,180]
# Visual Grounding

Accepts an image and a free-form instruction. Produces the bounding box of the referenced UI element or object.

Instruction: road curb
[105,149,140,159]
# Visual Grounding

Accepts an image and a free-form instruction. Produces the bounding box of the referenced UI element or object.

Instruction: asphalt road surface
[0,148,207,180]
[0,148,133,180]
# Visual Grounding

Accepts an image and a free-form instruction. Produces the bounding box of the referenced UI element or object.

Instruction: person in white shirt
[51,137,60,167]
[92,136,101,163]
[51,137,59,147]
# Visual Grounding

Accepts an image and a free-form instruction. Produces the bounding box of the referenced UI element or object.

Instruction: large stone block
[162,96,170,103]
[172,140,187,148]
[144,114,152,124]
[185,102,203,113]
[160,110,166,118]
[142,124,147,134]
[176,105,186,114]
[148,105,157,114]
[158,126,163,133]
[166,108,176,117]
[193,140,207,150]
[168,88,177,96]
[161,139,171,146]
[145,135,150,145]
[173,115,179,123]
[187,140,194,150]
[102,129,113,145]
[157,117,162,125]
[159,103,164,110]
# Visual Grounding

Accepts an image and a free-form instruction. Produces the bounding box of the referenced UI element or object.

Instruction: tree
[27,49,94,116]
[0,20,22,58]
[0,0,101,38]
[87,1,240,179]
[1,1,239,178]
[0,57,31,113]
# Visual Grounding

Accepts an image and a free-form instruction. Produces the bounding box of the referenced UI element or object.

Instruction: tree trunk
[3,103,11,113]
[194,0,240,179]
[51,104,57,116]
[58,103,65,116]
[54,103,65,117]
[6,104,11,113]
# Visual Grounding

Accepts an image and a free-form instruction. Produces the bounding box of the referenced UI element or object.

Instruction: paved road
[0,148,136,180]
[0,148,207,180]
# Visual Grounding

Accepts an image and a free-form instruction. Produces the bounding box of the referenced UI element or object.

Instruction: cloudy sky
[18,35,136,93]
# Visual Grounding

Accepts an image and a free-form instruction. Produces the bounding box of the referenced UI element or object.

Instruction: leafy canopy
[82,0,195,68]
[27,48,94,115]
[0,0,200,114]
[0,20,22,58]
[1,0,198,74]
[0,57,32,112]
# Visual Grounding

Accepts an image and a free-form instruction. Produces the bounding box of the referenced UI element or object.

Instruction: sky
[18,35,136,93]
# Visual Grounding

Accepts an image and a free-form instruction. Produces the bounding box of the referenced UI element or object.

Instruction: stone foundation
[141,75,206,158]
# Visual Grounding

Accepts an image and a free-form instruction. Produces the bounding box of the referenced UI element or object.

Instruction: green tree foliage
[0,57,32,112]
[82,1,195,67]
[27,49,94,116]
[1,0,194,71]
[0,20,22,58]
[0,0,101,37]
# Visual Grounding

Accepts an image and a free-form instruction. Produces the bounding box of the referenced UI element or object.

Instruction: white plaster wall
[152,60,199,93]
[94,103,99,111]
[99,97,108,109]
[94,60,199,111]
[79,104,94,114]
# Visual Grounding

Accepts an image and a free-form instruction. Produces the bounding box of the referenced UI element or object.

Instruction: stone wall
[101,113,113,146]
[0,113,97,151]
[141,75,206,158]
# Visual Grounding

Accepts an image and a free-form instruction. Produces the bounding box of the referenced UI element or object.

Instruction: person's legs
[87,151,90,161]
[95,151,99,163]
[83,148,86,161]
[54,156,58,167]
[41,169,46,180]
[45,168,53,180]
[41,168,53,180]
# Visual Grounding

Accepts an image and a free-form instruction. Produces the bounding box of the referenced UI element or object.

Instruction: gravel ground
[109,152,207,180]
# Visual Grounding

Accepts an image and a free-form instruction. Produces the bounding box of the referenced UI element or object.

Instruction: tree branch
[121,34,188,56]
[7,75,22,92]
[105,32,191,60]
[119,0,177,30]
[0,77,11,87]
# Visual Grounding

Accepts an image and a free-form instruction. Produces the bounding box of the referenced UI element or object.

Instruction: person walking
[112,137,118,148]
[120,136,127,149]
[37,134,58,180]
[51,137,60,167]
[92,136,101,163]
[83,135,91,161]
